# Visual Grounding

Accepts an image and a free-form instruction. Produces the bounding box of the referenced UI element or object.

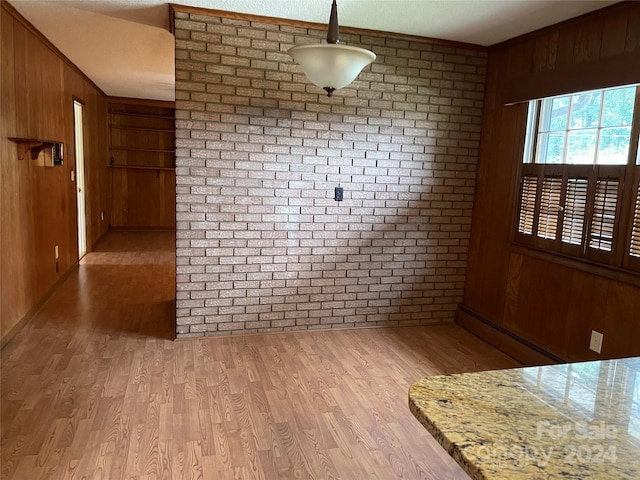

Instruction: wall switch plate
[334,186,344,202]
[589,330,603,354]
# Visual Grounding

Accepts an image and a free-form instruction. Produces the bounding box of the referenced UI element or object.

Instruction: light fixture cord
[327,0,339,44]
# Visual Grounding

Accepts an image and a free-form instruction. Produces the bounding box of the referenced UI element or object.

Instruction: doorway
[74,100,87,259]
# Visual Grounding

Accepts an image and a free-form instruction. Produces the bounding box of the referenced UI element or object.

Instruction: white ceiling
[9,0,619,101]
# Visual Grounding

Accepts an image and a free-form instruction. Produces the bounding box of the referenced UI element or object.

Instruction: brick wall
[173,9,487,337]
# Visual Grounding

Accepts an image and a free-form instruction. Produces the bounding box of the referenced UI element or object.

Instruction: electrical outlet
[334,186,344,202]
[54,245,59,260]
[589,330,603,354]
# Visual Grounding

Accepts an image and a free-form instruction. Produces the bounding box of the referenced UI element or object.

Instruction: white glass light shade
[289,44,376,92]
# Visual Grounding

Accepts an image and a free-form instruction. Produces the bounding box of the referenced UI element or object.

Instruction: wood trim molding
[1,0,107,97]
[169,3,487,52]
[455,306,563,366]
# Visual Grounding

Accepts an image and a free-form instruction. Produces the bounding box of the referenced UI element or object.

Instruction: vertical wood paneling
[463,1,640,361]
[464,100,526,322]
[108,100,176,229]
[1,3,109,344]
[602,283,640,357]
[573,19,603,64]
[502,252,522,330]
[600,11,628,58]
[555,24,577,70]
[506,37,534,80]
[0,8,24,334]
[111,168,176,228]
[563,271,609,361]
[12,19,28,135]
[461,47,505,318]
[510,256,572,355]
[532,31,558,72]
[625,7,640,52]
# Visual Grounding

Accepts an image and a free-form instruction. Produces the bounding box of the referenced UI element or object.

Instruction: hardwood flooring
[1,229,519,479]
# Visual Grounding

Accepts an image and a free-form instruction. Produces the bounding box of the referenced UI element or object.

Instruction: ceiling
[9,0,618,102]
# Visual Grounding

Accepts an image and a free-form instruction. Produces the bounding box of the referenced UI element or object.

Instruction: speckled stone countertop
[409,357,640,479]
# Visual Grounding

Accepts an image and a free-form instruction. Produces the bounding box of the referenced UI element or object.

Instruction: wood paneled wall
[1,2,109,344]
[111,168,176,228]
[462,2,640,362]
[108,99,175,229]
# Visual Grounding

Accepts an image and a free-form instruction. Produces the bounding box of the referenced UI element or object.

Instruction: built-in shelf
[108,111,175,121]
[110,146,175,154]
[109,164,175,171]
[9,137,60,160]
[108,125,175,134]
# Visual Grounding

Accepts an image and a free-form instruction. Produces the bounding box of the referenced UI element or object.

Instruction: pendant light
[289,0,376,97]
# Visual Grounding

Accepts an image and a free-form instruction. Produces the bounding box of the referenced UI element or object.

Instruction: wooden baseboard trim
[1,263,78,350]
[455,306,563,366]
[173,320,454,341]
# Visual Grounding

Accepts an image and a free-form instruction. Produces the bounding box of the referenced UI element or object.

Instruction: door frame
[73,98,87,260]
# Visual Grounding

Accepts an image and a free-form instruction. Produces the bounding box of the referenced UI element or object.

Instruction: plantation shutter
[562,178,588,246]
[630,184,640,258]
[518,176,538,235]
[537,177,562,240]
[589,179,619,252]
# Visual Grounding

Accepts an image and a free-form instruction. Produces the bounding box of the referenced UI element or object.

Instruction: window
[531,87,634,165]
[515,84,640,273]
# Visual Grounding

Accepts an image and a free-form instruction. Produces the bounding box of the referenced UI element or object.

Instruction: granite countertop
[409,357,640,479]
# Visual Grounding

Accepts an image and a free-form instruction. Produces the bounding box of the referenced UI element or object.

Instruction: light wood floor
[1,229,519,480]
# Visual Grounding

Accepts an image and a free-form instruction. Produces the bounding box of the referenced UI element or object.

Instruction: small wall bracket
[9,137,63,165]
